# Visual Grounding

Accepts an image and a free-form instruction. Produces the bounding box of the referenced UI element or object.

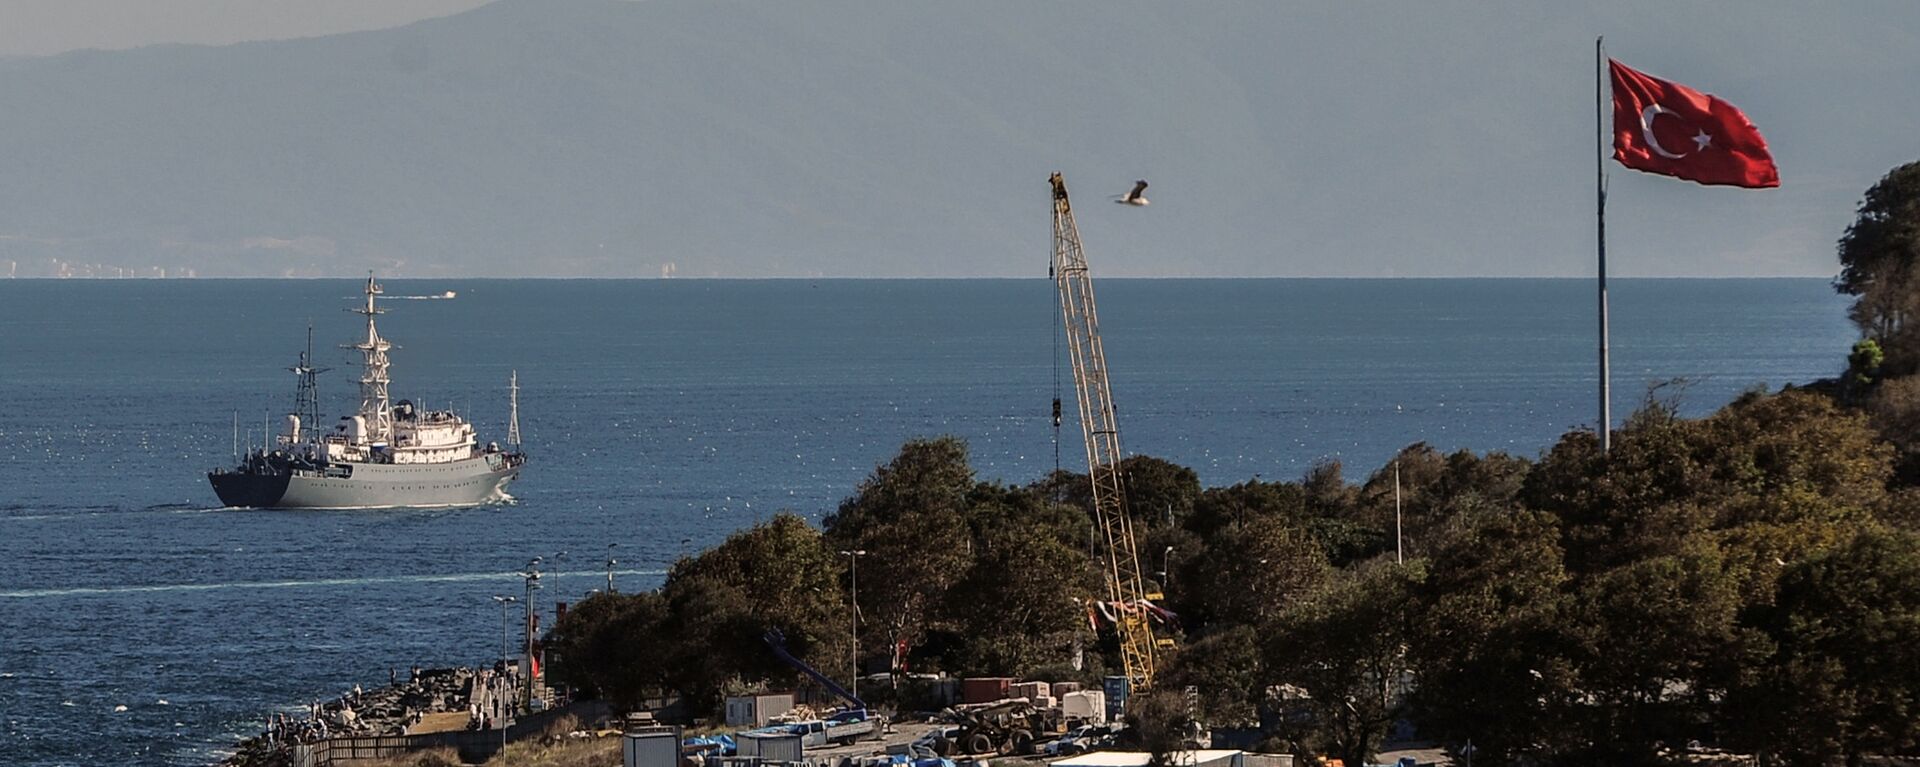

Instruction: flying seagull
[1115,180,1149,206]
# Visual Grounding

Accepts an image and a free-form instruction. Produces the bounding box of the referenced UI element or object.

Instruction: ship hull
[209,453,522,509]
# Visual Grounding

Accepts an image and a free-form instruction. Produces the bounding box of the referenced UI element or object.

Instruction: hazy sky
[0,1,486,57]
[3,1,1918,278]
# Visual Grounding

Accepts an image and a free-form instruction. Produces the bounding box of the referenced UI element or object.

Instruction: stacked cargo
[960,677,1012,705]
[1011,681,1051,702]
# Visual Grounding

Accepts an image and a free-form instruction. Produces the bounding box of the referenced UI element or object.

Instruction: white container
[1061,690,1106,725]
[623,730,680,767]
[726,693,797,727]
[739,732,806,762]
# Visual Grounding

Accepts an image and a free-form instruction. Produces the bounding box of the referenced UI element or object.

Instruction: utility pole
[839,549,867,700]
[491,594,517,752]
[604,543,618,594]
[521,558,542,710]
[1394,461,1404,565]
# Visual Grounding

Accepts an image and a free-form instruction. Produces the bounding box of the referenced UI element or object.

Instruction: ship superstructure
[208,276,525,509]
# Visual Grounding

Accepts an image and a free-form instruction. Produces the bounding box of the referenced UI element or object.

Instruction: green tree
[1726,528,1920,767]
[1121,455,1203,530]
[1836,161,1920,375]
[1352,444,1531,564]
[1177,514,1327,631]
[1262,561,1422,767]
[546,590,670,709]
[659,512,848,712]
[824,438,977,673]
[1158,625,1264,726]
[1848,338,1885,387]
[1867,376,1920,484]
[940,484,1097,675]
[1123,689,1201,767]
[1563,541,1750,765]
[1407,508,1575,766]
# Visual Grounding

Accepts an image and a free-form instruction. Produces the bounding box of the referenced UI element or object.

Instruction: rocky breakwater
[221,666,506,767]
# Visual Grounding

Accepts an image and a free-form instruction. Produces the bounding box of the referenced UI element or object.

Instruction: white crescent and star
[1640,103,1712,159]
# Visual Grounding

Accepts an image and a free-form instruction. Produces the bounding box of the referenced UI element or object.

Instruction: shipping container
[1102,676,1130,723]
[725,693,797,727]
[1011,681,1051,701]
[738,732,806,762]
[624,730,681,767]
[961,677,1013,704]
[1061,690,1106,725]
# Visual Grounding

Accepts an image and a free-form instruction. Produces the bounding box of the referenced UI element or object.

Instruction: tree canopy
[1837,160,1920,375]
[549,275,1920,767]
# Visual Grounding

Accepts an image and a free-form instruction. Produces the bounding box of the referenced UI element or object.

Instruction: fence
[292,700,609,766]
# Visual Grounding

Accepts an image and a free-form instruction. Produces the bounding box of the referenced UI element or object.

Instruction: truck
[759,630,888,747]
[778,711,880,747]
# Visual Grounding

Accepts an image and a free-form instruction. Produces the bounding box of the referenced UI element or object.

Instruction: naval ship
[208,276,526,508]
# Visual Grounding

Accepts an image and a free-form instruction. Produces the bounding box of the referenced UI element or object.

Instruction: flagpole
[1595,36,1612,456]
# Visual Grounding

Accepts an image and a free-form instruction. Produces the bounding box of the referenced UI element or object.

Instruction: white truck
[751,709,884,749]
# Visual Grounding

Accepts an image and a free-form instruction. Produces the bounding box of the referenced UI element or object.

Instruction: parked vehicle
[759,630,887,747]
[759,713,881,747]
[939,700,1063,756]
[1043,724,1115,757]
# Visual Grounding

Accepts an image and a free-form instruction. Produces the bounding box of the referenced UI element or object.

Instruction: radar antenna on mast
[287,321,330,446]
[507,370,522,448]
[343,273,395,445]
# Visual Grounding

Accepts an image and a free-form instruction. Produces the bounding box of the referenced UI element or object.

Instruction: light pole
[839,549,867,701]
[520,558,543,710]
[1394,461,1404,565]
[604,543,618,594]
[490,595,517,752]
[1163,546,1175,587]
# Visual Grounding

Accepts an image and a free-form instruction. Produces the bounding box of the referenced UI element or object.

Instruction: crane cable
[1051,252,1063,476]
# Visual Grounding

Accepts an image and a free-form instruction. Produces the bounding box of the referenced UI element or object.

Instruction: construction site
[226,174,1364,767]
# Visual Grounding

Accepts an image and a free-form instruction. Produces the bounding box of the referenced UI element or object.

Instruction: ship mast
[348,274,394,444]
[507,370,521,449]
[288,322,329,446]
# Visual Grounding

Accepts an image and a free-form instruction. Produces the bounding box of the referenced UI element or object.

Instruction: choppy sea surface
[0,278,1851,765]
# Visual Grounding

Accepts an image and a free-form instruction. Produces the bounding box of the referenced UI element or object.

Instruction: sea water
[0,278,1852,765]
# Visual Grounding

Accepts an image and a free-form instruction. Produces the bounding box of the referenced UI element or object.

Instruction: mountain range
[2,1,1913,277]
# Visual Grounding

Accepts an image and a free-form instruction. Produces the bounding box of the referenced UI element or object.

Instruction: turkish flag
[1610,59,1778,188]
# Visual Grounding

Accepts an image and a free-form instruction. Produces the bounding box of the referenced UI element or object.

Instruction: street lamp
[1394,460,1404,565]
[520,558,543,710]
[604,543,619,594]
[838,549,867,701]
[1163,546,1175,587]
[490,595,518,752]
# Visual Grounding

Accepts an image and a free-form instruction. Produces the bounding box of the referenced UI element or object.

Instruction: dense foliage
[553,385,1920,766]
[1837,161,1920,375]
[550,160,1920,767]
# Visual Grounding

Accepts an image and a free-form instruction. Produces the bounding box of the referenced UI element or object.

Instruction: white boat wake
[0,568,662,599]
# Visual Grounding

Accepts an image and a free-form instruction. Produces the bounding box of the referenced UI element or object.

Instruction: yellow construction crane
[1049,172,1170,692]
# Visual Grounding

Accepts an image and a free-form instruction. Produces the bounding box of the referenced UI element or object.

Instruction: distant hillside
[0,0,1290,277]
[5,0,1898,278]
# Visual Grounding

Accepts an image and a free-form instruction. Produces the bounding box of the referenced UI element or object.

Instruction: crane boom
[1050,172,1163,691]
